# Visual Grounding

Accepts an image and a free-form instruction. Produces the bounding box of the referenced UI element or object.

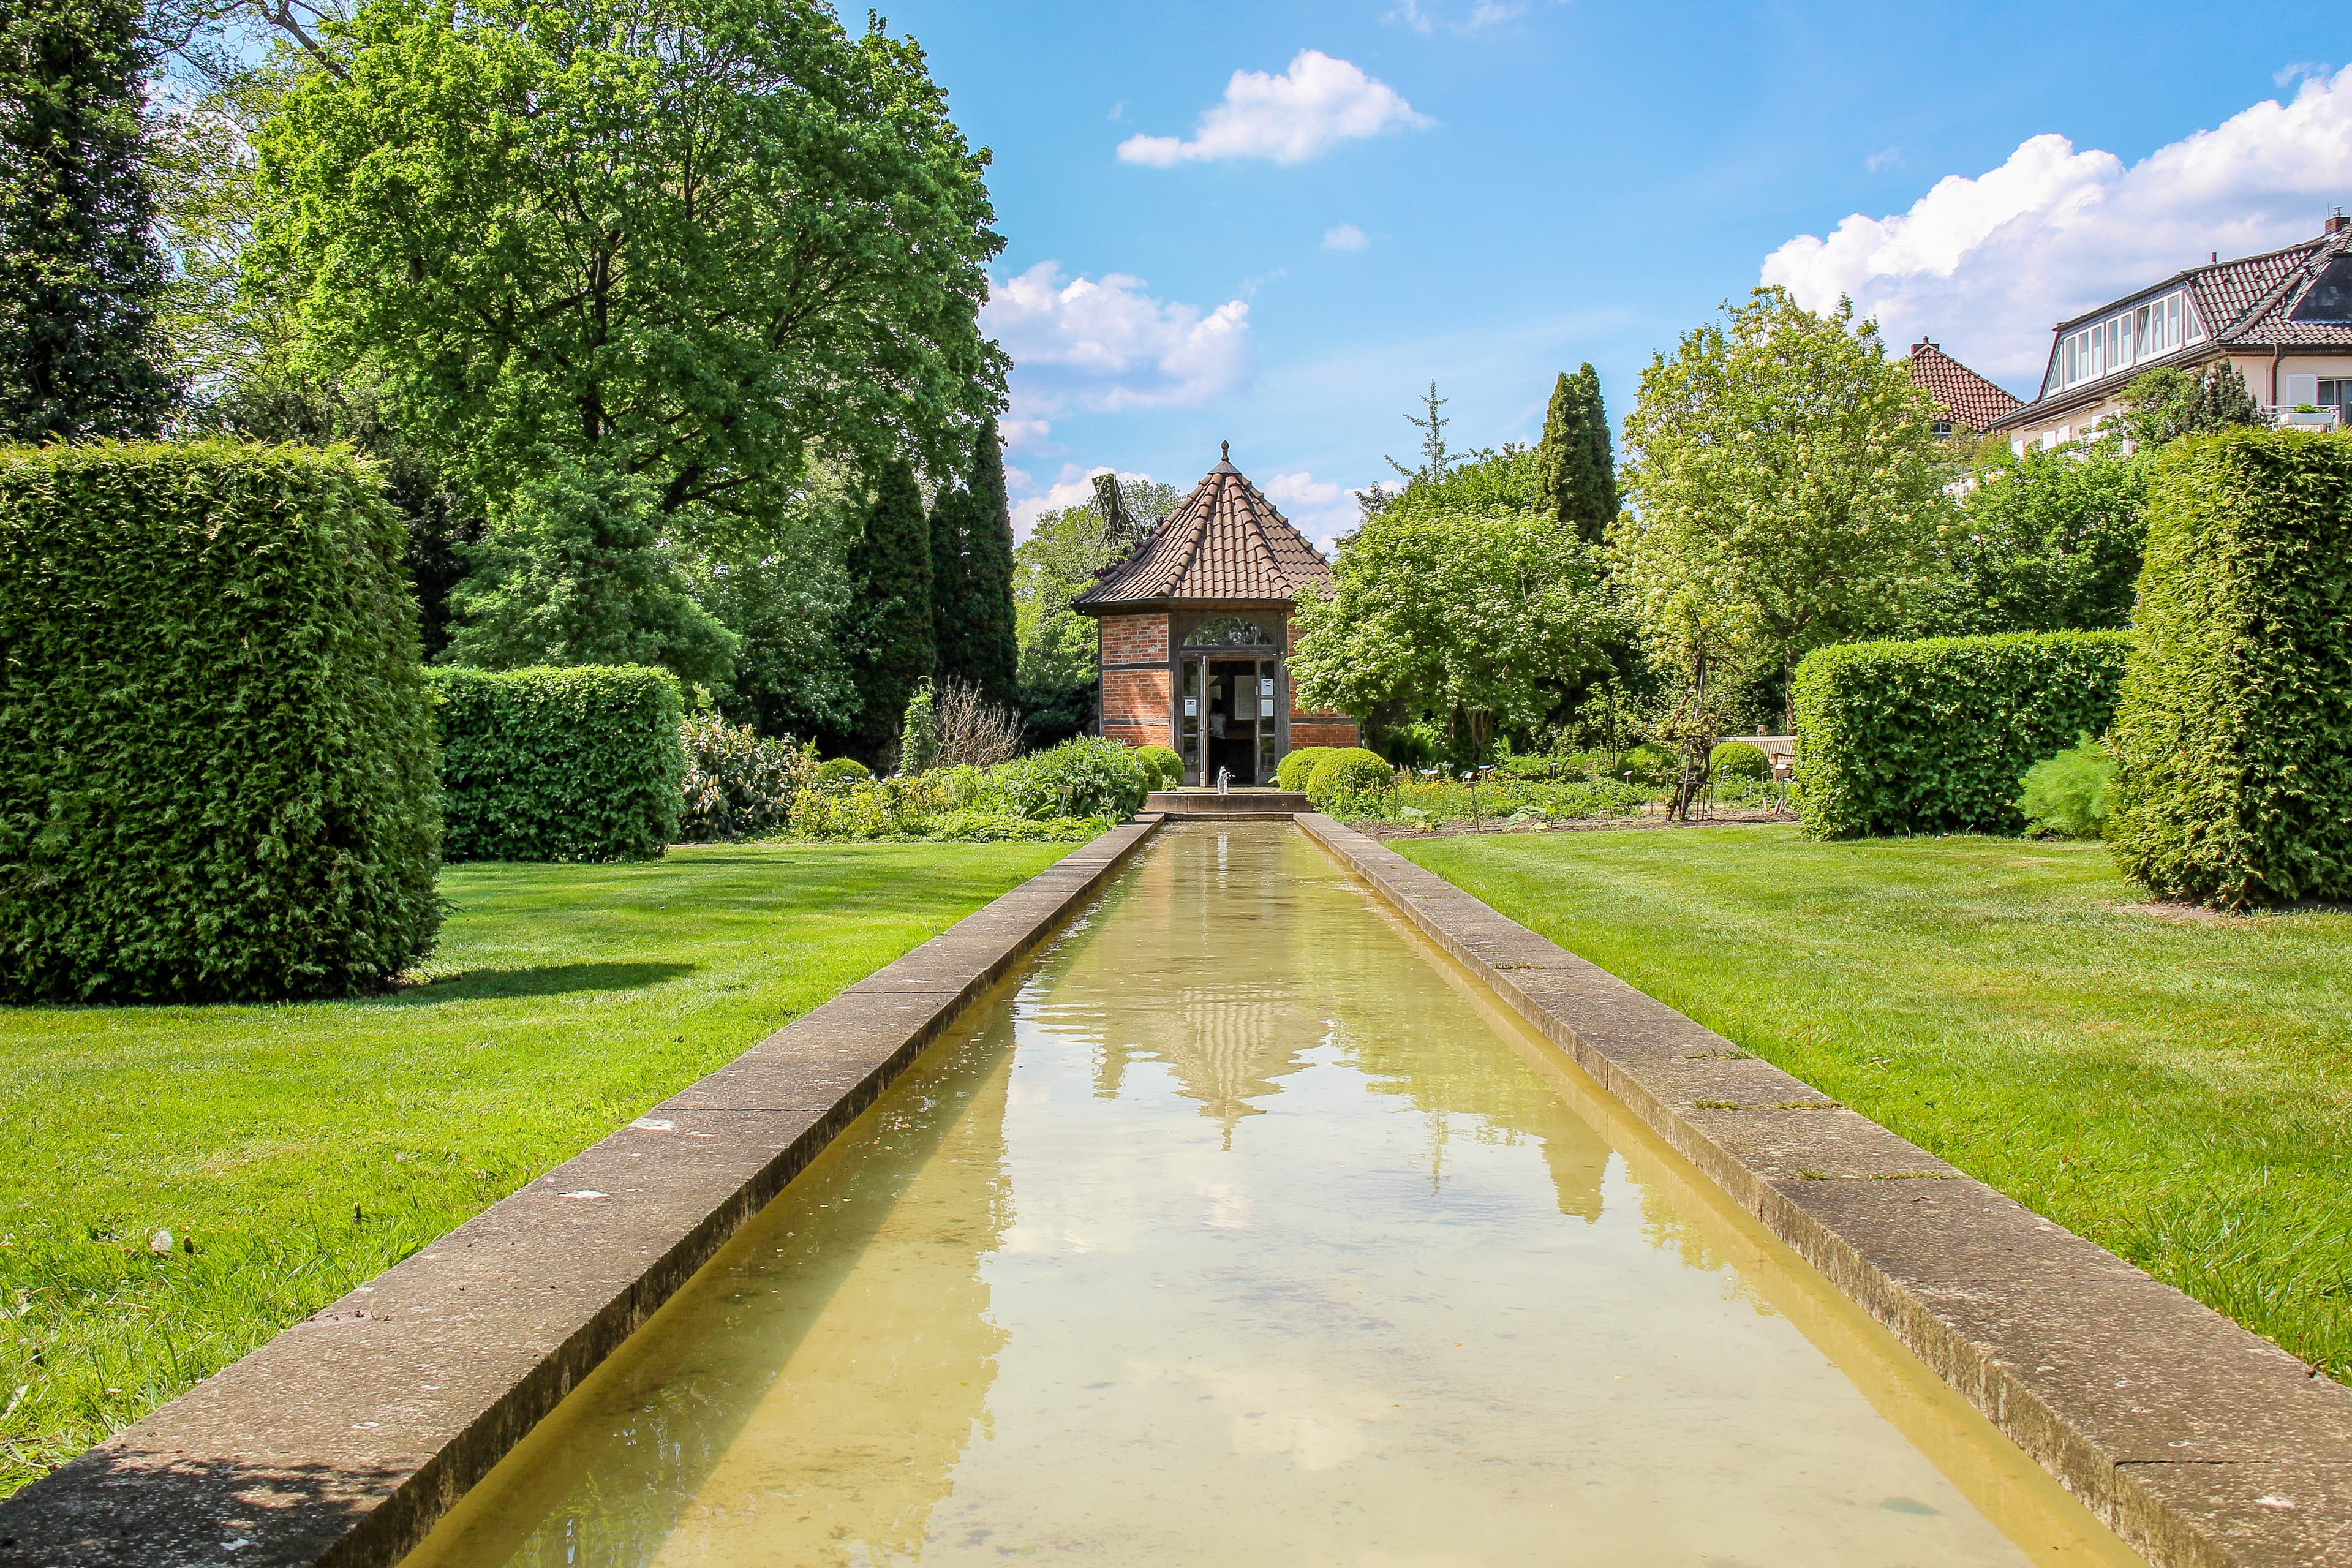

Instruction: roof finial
[1221,440,1230,464]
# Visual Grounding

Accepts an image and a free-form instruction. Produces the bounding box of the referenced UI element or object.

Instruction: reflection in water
[405,824,2143,1568]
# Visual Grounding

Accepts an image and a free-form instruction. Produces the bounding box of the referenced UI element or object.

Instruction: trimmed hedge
[428,665,683,861]
[0,442,441,1001]
[2108,429,2352,906]
[1792,631,2133,838]
[1711,741,1771,781]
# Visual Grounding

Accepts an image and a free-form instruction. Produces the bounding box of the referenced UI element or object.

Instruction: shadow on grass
[376,961,699,1005]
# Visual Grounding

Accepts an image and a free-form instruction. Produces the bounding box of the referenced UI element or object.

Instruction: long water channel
[405,822,2146,1568]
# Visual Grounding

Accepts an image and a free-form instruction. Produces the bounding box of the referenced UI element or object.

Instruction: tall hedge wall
[429,665,684,861]
[2108,429,2352,907]
[0,442,441,1002]
[1792,631,2133,839]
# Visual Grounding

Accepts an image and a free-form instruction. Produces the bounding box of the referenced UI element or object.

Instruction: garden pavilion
[1074,445,1357,787]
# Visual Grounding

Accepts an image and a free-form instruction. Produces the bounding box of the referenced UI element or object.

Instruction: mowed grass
[0,841,1068,1497]
[1398,826,2352,1381]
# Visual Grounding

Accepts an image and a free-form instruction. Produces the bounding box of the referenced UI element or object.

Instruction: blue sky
[877,2,2348,540]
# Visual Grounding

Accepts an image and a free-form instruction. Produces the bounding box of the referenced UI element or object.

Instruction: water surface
[405,823,2143,1568]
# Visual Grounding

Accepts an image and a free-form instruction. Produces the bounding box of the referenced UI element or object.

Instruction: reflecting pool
[403,823,2144,1568]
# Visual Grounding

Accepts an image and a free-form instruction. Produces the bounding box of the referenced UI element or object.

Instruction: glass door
[1256,660,1279,785]
[1180,659,1203,785]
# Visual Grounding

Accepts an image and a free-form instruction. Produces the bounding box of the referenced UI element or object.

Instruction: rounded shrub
[1276,745,1336,794]
[1710,741,1771,782]
[1133,744,1183,791]
[996,736,1149,821]
[1306,747,1395,807]
[815,756,872,786]
[1616,743,1678,786]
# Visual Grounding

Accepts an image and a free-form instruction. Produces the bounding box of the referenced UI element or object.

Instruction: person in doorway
[1207,699,1227,778]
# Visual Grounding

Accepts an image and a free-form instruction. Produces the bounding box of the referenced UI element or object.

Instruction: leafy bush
[2108,429,2352,905]
[918,809,1110,843]
[1711,741,1771,782]
[994,736,1150,821]
[814,756,872,786]
[1617,742,1679,786]
[2017,734,2114,840]
[680,715,813,842]
[898,678,938,774]
[1133,744,1183,791]
[1329,774,1652,827]
[0,442,440,1001]
[1791,631,2133,839]
[429,665,684,861]
[1306,747,1395,807]
[1276,746,1337,793]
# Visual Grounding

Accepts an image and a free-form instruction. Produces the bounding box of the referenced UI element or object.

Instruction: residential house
[1992,214,2352,451]
[1908,339,2024,436]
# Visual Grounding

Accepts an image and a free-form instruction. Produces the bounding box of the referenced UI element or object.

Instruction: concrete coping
[1291,811,2352,1568]
[0,819,1164,1568]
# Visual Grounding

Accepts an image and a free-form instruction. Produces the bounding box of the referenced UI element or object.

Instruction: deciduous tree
[1291,500,1620,759]
[1616,288,1945,730]
[251,0,1005,536]
[1910,440,2149,636]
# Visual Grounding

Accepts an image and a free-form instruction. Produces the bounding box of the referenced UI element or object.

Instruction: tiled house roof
[1992,224,2352,429]
[1908,340,2024,432]
[1074,451,1333,611]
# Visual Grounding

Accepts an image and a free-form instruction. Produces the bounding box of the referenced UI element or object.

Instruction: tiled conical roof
[1074,450,1332,610]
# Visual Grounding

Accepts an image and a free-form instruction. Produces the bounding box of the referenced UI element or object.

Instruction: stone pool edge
[0,818,1164,1568]
[1294,810,2351,1568]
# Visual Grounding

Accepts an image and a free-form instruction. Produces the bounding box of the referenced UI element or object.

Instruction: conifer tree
[0,0,171,440]
[1536,364,1618,545]
[929,480,972,688]
[845,457,935,766]
[960,416,1019,706]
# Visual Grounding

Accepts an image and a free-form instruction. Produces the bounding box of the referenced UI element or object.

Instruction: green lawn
[0,842,1068,1497]
[1398,826,2352,1382]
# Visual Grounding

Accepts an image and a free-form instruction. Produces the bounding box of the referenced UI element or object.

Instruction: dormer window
[2290,258,2352,323]
[2045,288,2199,394]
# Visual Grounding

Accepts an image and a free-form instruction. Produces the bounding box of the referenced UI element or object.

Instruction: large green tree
[251,0,1005,533]
[1535,364,1617,545]
[1910,440,2149,636]
[1291,498,1621,759]
[0,0,172,440]
[442,459,737,682]
[929,479,973,692]
[1616,288,1946,729]
[844,457,933,765]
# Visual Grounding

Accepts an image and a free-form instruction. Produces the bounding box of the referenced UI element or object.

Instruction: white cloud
[1261,471,1366,554]
[998,415,1057,456]
[2278,61,2332,87]
[1322,222,1370,251]
[1864,145,1902,174]
[1387,0,1532,33]
[1117,51,1431,167]
[1761,66,2352,384]
[984,262,1253,417]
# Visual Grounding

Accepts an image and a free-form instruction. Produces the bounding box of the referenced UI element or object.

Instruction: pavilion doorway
[1193,656,1278,786]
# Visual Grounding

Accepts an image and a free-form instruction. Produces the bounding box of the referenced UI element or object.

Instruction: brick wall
[1283,613,1357,745]
[1102,666,1171,750]
[1100,612,1168,666]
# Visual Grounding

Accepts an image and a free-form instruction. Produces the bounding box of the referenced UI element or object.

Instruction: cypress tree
[961,416,1019,706]
[929,479,972,686]
[0,0,170,441]
[1536,363,1619,545]
[845,457,935,766]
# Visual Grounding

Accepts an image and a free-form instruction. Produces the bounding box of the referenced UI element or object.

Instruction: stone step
[1146,790,1310,815]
